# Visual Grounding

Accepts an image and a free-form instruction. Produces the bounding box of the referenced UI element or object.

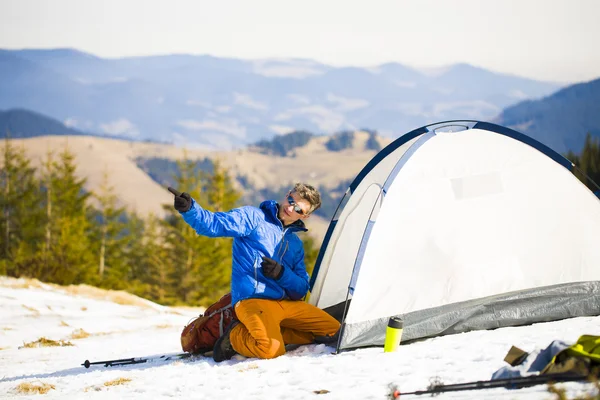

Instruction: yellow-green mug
[384,317,404,353]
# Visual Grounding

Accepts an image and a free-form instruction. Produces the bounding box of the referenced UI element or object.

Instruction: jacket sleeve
[276,242,310,300]
[181,200,258,238]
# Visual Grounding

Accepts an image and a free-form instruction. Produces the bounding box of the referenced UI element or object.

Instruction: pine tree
[0,139,45,276]
[89,170,129,289]
[163,154,208,304]
[579,133,600,192]
[566,133,600,194]
[302,234,322,277]
[124,212,174,304]
[40,146,95,285]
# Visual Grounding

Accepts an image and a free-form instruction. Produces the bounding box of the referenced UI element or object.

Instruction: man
[169,183,340,362]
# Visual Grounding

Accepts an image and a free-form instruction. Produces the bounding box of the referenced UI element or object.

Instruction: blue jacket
[181,199,310,306]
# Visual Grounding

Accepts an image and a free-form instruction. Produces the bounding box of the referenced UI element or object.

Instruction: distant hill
[0,108,154,141]
[253,130,315,156]
[252,129,382,156]
[7,132,391,242]
[496,77,600,153]
[0,108,86,138]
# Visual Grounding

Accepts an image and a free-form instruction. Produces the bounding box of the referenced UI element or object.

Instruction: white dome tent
[308,120,600,352]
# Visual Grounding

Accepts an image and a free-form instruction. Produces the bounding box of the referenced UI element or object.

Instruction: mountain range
[496,77,600,153]
[4,71,600,155]
[0,48,562,149]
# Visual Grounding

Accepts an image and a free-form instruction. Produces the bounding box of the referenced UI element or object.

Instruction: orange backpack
[180,292,236,354]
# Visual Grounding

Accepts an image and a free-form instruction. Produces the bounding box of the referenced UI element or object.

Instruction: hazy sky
[1,0,598,83]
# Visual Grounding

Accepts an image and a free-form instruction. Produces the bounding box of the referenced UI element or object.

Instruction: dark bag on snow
[180,292,236,354]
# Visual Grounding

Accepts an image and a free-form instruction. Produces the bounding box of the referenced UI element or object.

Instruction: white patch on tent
[451,172,504,200]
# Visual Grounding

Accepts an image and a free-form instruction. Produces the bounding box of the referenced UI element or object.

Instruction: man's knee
[327,320,341,335]
[318,312,341,335]
[254,340,286,359]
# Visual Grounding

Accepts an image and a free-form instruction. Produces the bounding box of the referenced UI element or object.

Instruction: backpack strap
[206,303,233,337]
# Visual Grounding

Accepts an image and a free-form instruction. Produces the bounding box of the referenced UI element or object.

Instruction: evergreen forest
[0,140,321,307]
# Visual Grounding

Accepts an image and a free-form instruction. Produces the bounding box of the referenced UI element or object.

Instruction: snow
[0,276,598,399]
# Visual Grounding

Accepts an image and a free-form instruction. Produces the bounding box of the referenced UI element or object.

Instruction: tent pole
[334,288,353,354]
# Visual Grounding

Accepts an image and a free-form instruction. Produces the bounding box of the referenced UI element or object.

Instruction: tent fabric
[308,120,600,352]
[341,281,600,350]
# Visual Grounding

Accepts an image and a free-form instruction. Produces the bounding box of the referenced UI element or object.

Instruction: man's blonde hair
[293,183,321,214]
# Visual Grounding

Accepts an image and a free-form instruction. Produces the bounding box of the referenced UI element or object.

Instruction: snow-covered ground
[0,276,598,399]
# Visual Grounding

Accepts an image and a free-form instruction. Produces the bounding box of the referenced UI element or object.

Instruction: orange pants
[229,298,340,359]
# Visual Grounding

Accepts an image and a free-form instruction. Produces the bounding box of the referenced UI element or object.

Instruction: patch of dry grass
[238,363,259,372]
[60,320,70,327]
[104,377,132,386]
[2,326,13,331]
[21,304,40,316]
[64,284,160,308]
[0,277,46,290]
[15,382,56,394]
[70,328,90,339]
[0,347,8,351]
[21,337,74,348]
[2,276,161,310]
[84,377,133,391]
[154,324,173,329]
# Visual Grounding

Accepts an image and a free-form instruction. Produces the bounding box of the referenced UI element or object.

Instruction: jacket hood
[260,200,308,232]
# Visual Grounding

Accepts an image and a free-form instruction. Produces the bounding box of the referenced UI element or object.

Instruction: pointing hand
[168,186,192,213]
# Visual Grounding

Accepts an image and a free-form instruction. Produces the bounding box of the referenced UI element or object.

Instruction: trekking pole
[82,352,192,368]
[82,357,147,368]
[390,372,589,398]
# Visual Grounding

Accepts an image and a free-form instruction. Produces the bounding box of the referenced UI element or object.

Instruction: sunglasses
[287,194,307,216]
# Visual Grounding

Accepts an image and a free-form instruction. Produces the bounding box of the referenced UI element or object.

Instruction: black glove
[261,256,283,280]
[168,187,192,213]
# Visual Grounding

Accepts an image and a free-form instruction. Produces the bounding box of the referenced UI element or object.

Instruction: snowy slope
[0,276,598,399]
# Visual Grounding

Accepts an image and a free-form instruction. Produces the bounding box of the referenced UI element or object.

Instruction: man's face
[278,191,311,225]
